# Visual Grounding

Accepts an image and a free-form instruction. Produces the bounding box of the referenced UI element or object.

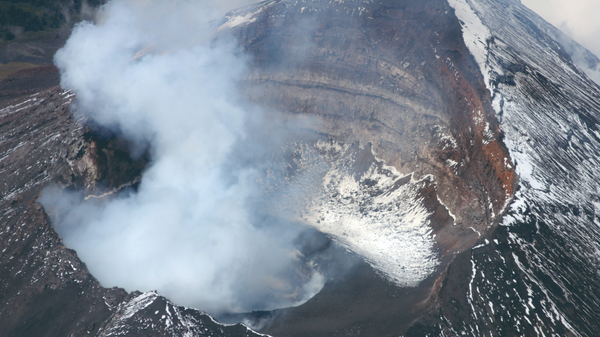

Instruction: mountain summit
[1,0,599,336]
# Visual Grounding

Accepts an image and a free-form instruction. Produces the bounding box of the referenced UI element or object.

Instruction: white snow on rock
[0,94,44,119]
[218,0,278,31]
[268,140,439,287]
[220,11,258,30]
[449,0,600,209]
[97,291,271,337]
[447,0,493,92]
[449,0,600,334]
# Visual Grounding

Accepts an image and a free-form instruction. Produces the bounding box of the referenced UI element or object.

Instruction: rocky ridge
[406,0,600,335]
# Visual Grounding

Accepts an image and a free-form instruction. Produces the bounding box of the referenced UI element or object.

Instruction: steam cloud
[521,0,600,58]
[44,0,325,314]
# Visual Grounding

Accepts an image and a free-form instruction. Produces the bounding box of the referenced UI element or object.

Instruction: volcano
[1,0,600,336]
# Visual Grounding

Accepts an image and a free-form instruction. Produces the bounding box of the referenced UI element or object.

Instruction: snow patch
[277,141,439,287]
[447,0,493,93]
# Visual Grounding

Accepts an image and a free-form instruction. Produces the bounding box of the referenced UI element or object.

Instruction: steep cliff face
[405,0,600,335]
[224,0,515,257]
[219,0,600,336]
[215,1,516,334]
[0,68,124,336]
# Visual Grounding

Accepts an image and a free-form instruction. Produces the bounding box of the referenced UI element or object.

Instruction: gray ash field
[1,0,600,336]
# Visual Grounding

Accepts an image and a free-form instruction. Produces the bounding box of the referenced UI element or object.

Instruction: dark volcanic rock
[216,0,516,335]
[0,67,121,336]
[227,0,515,257]
[403,0,600,335]
[97,292,265,337]
[216,0,600,336]
[0,65,60,97]
[2,0,600,336]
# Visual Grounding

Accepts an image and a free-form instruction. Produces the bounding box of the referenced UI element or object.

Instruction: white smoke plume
[44,0,325,314]
[521,0,600,58]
